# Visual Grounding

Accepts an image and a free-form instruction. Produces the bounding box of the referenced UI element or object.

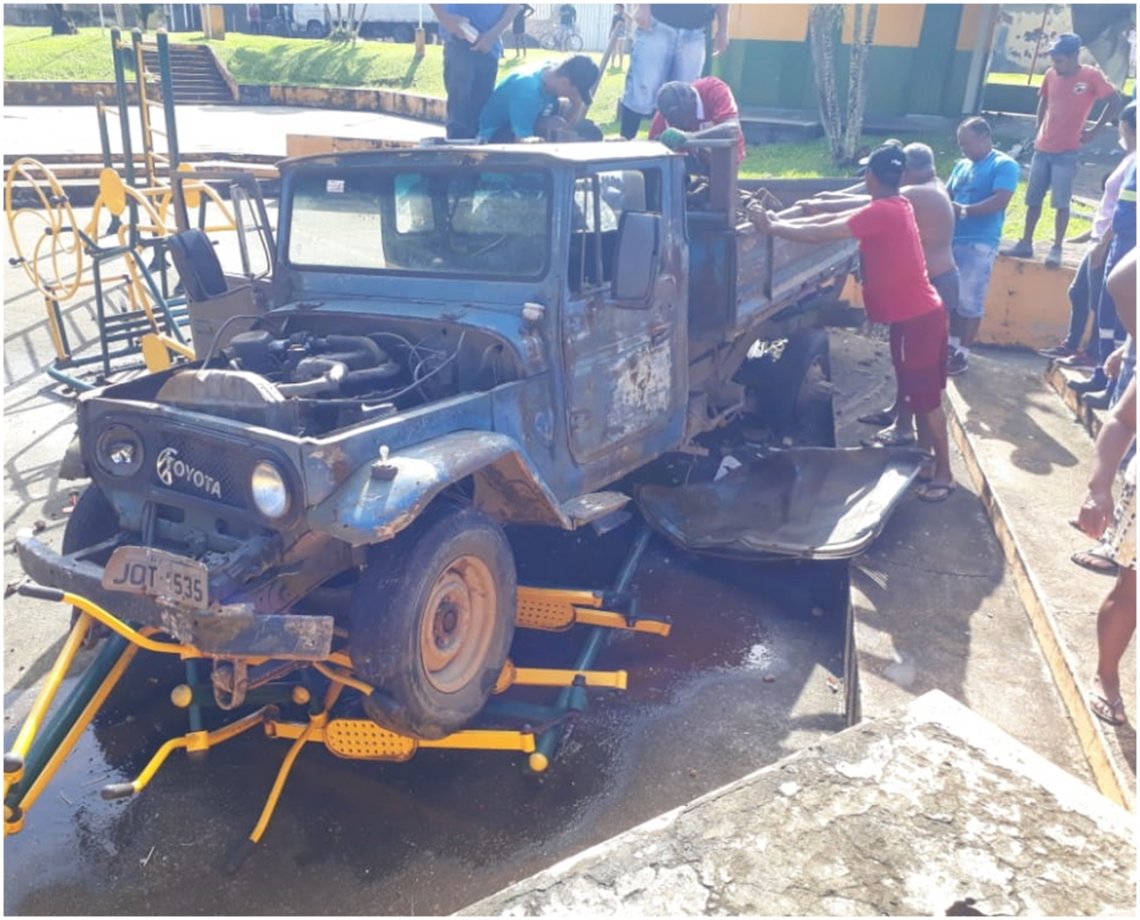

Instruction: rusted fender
[307,431,571,546]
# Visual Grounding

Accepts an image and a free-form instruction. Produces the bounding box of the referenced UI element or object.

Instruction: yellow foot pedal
[323,719,416,762]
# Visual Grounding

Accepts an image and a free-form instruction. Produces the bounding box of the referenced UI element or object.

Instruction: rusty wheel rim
[419,555,497,694]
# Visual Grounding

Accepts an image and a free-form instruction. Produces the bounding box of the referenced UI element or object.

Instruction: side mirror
[611,211,660,303]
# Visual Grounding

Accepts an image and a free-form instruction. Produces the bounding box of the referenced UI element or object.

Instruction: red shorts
[889,308,948,414]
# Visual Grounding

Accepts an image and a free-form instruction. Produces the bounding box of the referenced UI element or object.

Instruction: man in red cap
[1003,32,1120,268]
[748,142,954,502]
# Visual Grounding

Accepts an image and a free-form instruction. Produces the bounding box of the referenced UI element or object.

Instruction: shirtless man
[797,143,957,447]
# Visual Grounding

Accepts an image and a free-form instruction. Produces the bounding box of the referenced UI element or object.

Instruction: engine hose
[276,358,347,397]
[314,334,389,370]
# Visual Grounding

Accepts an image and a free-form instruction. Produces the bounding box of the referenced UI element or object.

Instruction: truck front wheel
[349,506,517,740]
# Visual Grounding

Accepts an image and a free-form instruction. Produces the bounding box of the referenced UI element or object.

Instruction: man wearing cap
[749,143,955,502]
[648,77,745,166]
[796,142,957,445]
[477,55,600,143]
[1003,32,1121,268]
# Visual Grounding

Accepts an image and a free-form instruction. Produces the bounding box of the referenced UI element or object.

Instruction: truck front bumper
[15,533,334,660]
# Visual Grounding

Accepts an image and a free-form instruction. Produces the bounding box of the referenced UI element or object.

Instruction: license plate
[101,546,208,608]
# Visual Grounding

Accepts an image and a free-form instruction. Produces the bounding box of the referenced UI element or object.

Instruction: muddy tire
[350,506,516,740]
[739,329,832,442]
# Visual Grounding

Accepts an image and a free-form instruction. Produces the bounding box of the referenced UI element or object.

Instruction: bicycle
[540,24,583,52]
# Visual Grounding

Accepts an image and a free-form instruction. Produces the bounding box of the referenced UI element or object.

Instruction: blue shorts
[1025,150,1078,209]
[952,241,998,319]
[621,16,707,116]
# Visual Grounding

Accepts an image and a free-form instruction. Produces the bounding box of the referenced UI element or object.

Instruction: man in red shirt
[1003,33,1120,268]
[648,77,745,167]
[748,142,954,501]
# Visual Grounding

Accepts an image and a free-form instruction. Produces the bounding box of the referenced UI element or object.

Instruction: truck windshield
[288,168,551,278]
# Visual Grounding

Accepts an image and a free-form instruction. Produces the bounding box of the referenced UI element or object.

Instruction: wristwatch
[957,203,969,221]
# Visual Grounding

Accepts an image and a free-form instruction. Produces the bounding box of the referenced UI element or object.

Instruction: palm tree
[809,4,879,166]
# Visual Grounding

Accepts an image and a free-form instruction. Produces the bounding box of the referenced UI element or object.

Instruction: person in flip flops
[749,142,954,502]
[796,142,957,448]
[1074,250,1136,728]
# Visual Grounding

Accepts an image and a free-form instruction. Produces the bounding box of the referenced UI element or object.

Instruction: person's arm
[1077,379,1136,539]
[1082,91,1123,145]
[1076,248,1137,538]
[472,5,520,53]
[955,158,1018,219]
[1035,90,1047,135]
[748,206,855,242]
[797,195,870,215]
[712,4,729,55]
[1089,227,1114,268]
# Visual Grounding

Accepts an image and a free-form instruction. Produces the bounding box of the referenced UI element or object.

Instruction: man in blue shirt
[478,55,599,142]
[944,117,1020,375]
[431,5,519,140]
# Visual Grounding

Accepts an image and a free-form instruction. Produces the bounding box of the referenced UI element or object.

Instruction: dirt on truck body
[17,140,890,742]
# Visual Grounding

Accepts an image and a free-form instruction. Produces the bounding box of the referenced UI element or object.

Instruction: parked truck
[17,140,865,742]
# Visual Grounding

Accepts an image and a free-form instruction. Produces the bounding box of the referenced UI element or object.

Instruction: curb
[1045,360,1105,440]
[944,378,1133,811]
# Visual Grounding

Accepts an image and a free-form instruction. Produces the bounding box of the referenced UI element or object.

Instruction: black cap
[1047,32,1081,55]
[558,55,599,106]
[656,81,699,129]
[860,142,906,186]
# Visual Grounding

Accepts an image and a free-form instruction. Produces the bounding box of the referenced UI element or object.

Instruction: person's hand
[472,31,496,54]
[658,127,689,150]
[1105,344,1126,380]
[1080,125,1099,145]
[1076,488,1115,540]
[634,6,652,30]
[712,30,729,56]
[1089,236,1111,269]
[747,204,772,232]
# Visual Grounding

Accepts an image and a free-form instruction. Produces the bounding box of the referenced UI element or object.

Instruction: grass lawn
[0,26,1093,242]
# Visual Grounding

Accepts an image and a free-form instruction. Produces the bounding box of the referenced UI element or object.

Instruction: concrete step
[460,691,1135,916]
[945,348,1135,809]
[1045,359,1108,440]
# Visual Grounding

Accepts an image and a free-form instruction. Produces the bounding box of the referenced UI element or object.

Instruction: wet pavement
[5,527,852,915]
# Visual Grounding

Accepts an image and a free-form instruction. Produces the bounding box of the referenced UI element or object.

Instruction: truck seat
[167,229,228,302]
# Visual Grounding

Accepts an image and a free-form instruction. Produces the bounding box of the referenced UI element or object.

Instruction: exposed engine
[148,321,508,436]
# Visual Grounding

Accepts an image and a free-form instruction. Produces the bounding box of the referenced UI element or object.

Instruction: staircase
[141,44,234,104]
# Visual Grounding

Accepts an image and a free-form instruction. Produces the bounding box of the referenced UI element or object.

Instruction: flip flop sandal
[1071,548,1119,577]
[1090,692,1127,727]
[856,410,895,427]
[862,428,917,448]
[917,482,956,503]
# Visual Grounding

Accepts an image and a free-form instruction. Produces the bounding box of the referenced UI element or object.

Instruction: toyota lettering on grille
[155,446,223,499]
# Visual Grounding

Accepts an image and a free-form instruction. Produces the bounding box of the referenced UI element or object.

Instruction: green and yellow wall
[714,4,999,117]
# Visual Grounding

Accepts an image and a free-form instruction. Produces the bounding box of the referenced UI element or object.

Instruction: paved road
[3,103,444,158]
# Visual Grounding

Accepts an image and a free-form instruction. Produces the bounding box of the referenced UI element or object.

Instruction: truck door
[561,165,687,469]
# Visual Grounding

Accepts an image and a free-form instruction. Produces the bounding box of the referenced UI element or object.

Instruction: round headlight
[96,424,144,478]
[251,460,290,519]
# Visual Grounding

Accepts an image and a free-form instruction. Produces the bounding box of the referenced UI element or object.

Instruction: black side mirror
[611,211,660,303]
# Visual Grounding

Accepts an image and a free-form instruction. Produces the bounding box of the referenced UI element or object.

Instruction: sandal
[1071,546,1119,577]
[857,409,895,427]
[861,427,917,448]
[1090,691,1127,727]
[917,482,956,503]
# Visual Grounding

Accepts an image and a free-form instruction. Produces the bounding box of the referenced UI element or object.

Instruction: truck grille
[150,429,251,510]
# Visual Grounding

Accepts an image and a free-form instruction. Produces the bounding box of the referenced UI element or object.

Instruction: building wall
[715,3,997,117]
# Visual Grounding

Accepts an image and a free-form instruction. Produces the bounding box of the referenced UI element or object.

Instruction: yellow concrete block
[976,256,1075,350]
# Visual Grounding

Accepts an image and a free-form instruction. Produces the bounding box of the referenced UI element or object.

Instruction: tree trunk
[842,4,878,163]
[809,5,844,162]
